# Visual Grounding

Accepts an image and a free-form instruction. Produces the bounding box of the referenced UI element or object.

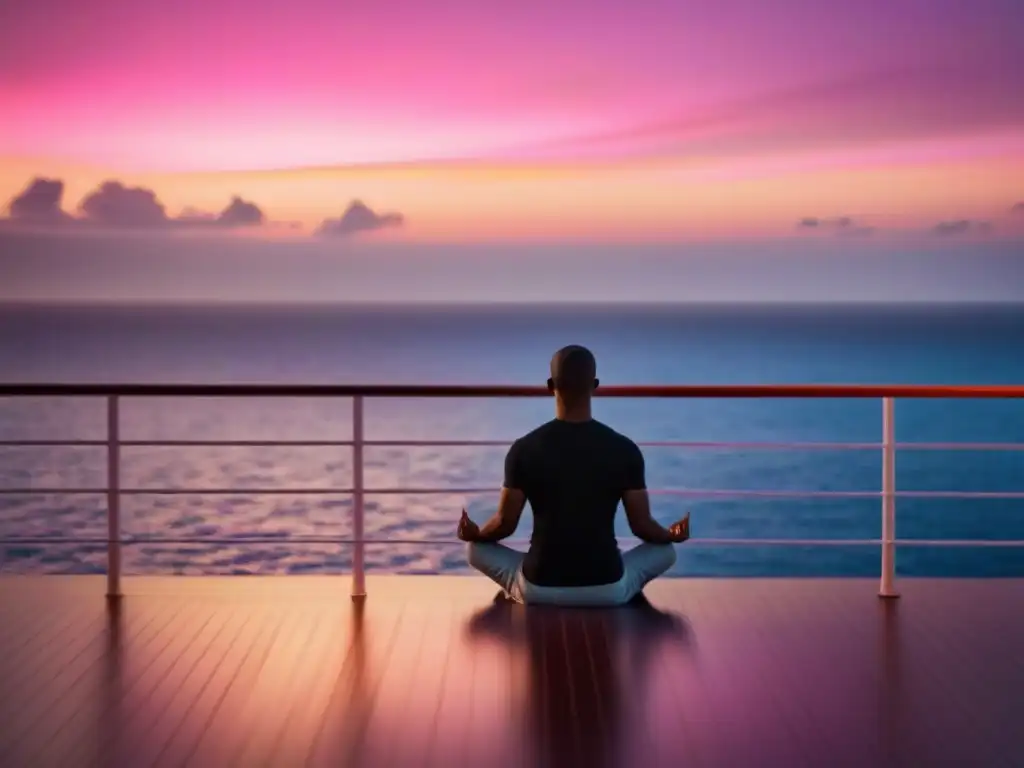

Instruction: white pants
[466,541,677,607]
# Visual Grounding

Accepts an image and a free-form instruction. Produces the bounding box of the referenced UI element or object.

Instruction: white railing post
[351,395,366,600]
[879,396,899,598]
[106,395,122,599]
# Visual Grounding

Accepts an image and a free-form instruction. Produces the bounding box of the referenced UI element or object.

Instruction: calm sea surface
[1,302,1023,577]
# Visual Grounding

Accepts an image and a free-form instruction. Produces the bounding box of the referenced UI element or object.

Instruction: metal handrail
[2,383,1024,397]
[3,383,1024,602]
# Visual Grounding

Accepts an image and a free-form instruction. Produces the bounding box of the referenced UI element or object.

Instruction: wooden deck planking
[263,607,348,767]
[9,602,164,767]
[42,601,188,768]
[206,607,310,767]
[465,600,522,768]
[231,609,324,767]
[0,576,1023,767]
[0,607,110,755]
[185,607,294,767]
[137,607,255,766]
[151,606,268,768]
[354,598,428,766]
[308,595,412,767]
[97,601,225,766]
[0,604,98,700]
[370,599,456,767]
[430,603,483,768]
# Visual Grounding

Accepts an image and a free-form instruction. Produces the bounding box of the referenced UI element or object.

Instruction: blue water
[1,302,1023,577]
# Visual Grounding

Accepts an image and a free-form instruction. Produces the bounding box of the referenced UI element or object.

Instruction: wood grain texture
[1,575,1022,767]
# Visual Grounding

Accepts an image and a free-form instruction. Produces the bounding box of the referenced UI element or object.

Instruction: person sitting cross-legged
[458,345,690,606]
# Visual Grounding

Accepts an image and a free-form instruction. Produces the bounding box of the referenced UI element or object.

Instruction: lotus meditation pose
[458,345,689,606]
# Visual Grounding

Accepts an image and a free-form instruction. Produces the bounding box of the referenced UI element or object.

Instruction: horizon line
[4,298,1023,309]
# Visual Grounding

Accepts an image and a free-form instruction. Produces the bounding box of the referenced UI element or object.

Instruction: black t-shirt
[504,418,646,587]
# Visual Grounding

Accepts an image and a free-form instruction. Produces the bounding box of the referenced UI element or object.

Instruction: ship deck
[1,575,1023,767]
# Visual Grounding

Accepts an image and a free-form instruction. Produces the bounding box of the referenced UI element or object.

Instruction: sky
[1,0,1023,301]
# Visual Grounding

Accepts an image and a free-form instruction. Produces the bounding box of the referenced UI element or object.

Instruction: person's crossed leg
[467,540,678,606]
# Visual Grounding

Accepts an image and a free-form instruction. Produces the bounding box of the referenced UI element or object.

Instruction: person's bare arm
[623,488,678,544]
[459,440,528,543]
[621,442,689,544]
[474,487,527,542]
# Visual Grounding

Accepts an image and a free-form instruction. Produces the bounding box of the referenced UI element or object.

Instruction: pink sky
[1,0,1023,239]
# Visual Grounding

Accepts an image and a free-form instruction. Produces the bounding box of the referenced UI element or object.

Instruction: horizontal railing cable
[2,536,1022,548]
[3,487,1024,499]
[4,439,1024,451]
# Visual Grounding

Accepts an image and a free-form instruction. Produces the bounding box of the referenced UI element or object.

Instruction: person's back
[510,419,643,587]
[458,344,689,606]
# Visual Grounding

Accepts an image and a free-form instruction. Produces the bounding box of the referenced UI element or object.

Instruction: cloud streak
[317,200,405,237]
[797,216,873,236]
[931,219,992,236]
[506,53,1024,165]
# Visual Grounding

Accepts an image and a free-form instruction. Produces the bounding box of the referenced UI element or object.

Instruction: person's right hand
[457,509,481,542]
[668,512,690,543]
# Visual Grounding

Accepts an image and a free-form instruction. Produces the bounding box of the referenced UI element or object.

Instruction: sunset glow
[2,0,1023,241]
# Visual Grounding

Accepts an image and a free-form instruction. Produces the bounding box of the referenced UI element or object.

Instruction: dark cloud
[1011,202,1024,216]
[78,181,170,227]
[3,177,395,237]
[932,219,992,236]
[2,177,269,232]
[317,200,404,237]
[796,216,873,236]
[216,196,264,227]
[176,197,265,228]
[5,178,75,224]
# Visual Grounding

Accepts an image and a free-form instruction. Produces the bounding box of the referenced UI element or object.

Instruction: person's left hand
[457,509,481,542]
[668,512,690,543]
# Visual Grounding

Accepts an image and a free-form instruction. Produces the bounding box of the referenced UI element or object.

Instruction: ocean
[1,302,1023,578]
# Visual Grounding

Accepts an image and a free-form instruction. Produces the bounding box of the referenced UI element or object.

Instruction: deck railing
[1,383,1024,601]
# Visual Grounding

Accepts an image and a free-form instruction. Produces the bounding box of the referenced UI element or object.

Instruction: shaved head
[548,345,598,405]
